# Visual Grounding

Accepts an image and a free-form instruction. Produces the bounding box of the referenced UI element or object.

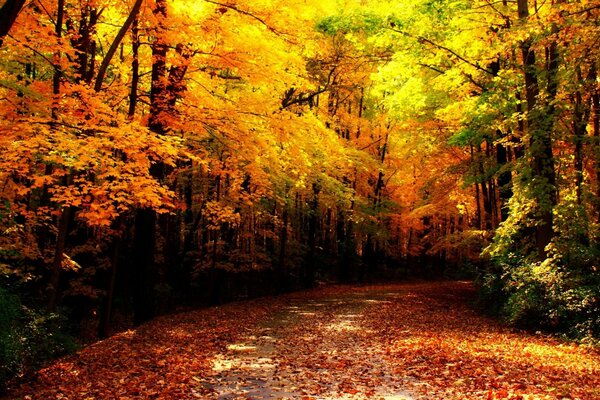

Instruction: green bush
[0,285,78,391]
[0,287,21,388]
[481,194,600,340]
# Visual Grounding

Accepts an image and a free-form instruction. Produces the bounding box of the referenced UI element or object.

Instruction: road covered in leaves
[7,281,600,399]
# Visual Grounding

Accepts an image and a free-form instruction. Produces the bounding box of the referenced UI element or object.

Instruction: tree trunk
[303,183,319,288]
[47,0,66,312]
[278,204,288,290]
[478,145,493,230]
[68,6,98,83]
[471,146,482,229]
[47,206,70,311]
[132,208,156,325]
[0,0,26,47]
[496,137,512,222]
[51,0,65,120]
[99,237,121,338]
[128,15,140,118]
[592,66,600,222]
[94,0,143,92]
[573,79,589,205]
[518,0,557,258]
[131,0,169,324]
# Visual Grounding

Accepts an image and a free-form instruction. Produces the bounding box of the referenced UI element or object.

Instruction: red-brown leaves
[8,282,600,399]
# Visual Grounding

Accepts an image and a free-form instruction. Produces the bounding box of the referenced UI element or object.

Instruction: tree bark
[128,15,140,117]
[278,204,288,290]
[517,0,557,258]
[68,6,99,83]
[47,0,66,312]
[131,0,168,324]
[303,183,319,288]
[573,70,591,205]
[99,237,121,338]
[94,0,143,92]
[0,0,26,47]
[51,0,65,120]
[496,137,512,222]
[591,66,600,222]
[47,206,70,312]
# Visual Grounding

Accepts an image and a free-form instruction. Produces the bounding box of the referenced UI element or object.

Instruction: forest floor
[6,281,600,400]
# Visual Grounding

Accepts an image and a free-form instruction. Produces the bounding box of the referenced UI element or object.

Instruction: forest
[1,0,599,396]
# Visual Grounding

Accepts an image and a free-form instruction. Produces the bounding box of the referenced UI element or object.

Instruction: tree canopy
[1,0,600,386]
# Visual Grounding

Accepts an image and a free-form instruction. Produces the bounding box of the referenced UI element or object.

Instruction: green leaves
[316,12,384,35]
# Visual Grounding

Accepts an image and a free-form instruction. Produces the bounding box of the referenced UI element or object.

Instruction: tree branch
[387,26,496,76]
[203,0,281,35]
[94,0,143,92]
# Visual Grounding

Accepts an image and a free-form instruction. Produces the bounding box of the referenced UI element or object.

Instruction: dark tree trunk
[592,67,600,222]
[573,86,588,206]
[99,237,121,338]
[478,145,493,230]
[496,138,512,222]
[131,0,169,324]
[47,0,66,312]
[471,146,482,229]
[47,206,71,312]
[68,6,98,83]
[303,183,320,288]
[93,0,143,92]
[518,0,557,258]
[148,0,169,135]
[128,15,140,118]
[132,208,157,325]
[0,0,26,47]
[336,208,349,282]
[278,205,288,290]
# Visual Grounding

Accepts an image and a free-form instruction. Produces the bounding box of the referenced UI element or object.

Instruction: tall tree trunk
[336,207,349,282]
[148,0,169,135]
[68,6,98,83]
[132,208,156,324]
[592,66,600,222]
[99,237,121,338]
[496,136,512,222]
[573,69,591,205]
[518,0,557,258]
[128,15,140,118]
[131,0,168,324]
[303,183,319,288]
[471,146,482,229]
[478,145,493,230]
[278,203,288,290]
[0,0,26,47]
[47,0,66,312]
[51,0,65,120]
[47,206,70,311]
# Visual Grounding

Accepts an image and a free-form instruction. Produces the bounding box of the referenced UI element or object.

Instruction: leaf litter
[6,281,600,399]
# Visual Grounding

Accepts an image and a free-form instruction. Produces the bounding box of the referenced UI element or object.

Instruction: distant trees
[362,0,600,336]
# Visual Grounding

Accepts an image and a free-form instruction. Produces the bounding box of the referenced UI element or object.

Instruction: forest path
[203,288,416,399]
[8,281,600,399]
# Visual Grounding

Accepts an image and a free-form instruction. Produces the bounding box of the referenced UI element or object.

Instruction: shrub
[0,285,78,391]
[481,194,600,340]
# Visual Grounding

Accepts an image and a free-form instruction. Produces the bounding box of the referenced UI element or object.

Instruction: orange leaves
[366,282,600,399]
[7,282,600,399]
[203,200,241,230]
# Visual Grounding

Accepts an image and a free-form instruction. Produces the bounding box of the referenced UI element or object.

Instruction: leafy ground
[5,281,600,399]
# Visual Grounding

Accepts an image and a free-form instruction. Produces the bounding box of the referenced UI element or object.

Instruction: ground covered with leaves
[5,281,600,399]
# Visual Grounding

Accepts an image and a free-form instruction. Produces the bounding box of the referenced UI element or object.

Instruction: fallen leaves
[7,282,600,399]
